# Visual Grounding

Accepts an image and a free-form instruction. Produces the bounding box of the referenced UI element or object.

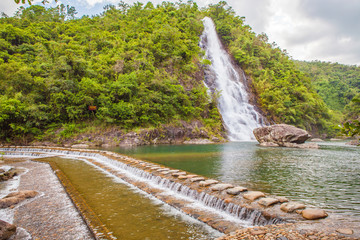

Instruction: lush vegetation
[205,2,336,134]
[0,2,222,142]
[295,61,360,138]
[295,61,360,113]
[1,1,350,143]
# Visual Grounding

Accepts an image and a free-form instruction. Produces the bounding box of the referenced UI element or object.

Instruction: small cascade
[1,147,283,228]
[200,17,267,141]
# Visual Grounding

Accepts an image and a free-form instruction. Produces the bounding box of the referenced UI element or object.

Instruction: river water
[112,141,360,222]
[48,157,221,240]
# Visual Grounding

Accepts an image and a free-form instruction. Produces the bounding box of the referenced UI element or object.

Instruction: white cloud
[0,0,22,16]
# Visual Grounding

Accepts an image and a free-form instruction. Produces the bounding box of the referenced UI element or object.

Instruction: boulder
[0,190,38,209]
[0,220,16,240]
[0,168,17,182]
[258,197,280,207]
[199,179,219,187]
[190,177,205,182]
[226,186,247,195]
[243,191,265,201]
[301,209,328,220]
[280,202,306,213]
[253,124,311,147]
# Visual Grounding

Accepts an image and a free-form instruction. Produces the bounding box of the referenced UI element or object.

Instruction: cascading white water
[1,147,283,226]
[200,17,266,141]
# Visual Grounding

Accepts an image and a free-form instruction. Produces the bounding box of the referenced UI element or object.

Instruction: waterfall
[200,17,266,141]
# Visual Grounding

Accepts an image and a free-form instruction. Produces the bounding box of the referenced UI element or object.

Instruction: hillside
[295,60,360,120]
[0,1,339,143]
[0,2,225,143]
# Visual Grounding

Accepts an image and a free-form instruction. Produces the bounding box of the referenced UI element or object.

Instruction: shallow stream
[47,157,221,240]
[112,141,360,222]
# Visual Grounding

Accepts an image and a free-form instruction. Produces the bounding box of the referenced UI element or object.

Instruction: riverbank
[0,158,94,239]
[1,120,226,148]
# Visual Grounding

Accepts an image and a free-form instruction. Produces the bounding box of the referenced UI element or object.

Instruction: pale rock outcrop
[253,124,318,148]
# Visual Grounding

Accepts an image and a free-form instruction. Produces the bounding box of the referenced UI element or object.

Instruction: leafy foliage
[0,2,222,141]
[1,1,346,142]
[295,60,360,112]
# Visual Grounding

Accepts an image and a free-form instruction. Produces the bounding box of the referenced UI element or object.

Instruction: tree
[14,0,57,5]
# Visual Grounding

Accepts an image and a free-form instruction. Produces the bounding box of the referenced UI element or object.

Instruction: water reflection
[113,142,360,222]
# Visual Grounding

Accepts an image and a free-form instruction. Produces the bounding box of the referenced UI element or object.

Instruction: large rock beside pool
[253,124,314,148]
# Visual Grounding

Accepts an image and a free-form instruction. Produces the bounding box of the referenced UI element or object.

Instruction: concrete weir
[1,146,328,236]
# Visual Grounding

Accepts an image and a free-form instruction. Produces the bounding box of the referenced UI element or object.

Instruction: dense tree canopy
[0,1,347,142]
[0,2,223,141]
[295,60,360,112]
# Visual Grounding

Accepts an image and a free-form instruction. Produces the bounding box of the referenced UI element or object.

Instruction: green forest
[0,1,357,143]
[295,60,360,117]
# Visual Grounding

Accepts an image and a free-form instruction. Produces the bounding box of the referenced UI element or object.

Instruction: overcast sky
[1,0,360,65]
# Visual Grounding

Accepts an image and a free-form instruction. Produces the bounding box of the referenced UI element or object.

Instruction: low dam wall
[0,146,333,237]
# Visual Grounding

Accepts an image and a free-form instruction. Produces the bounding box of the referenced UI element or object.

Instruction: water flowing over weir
[1,147,287,236]
[200,17,266,141]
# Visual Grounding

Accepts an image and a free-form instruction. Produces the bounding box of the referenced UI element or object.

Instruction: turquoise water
[112,141,360,221]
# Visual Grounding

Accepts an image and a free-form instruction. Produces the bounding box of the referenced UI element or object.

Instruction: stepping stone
[183,174,198,179]
[336,229,354,235]
[243,191,265,201]
[172,172,186,176]
[210,183,234,191]
[156,168,170,172]
[150,167,161,170]
[276,196,289,203]
[301,209,328,220]
[178,175,188,180]
[226,186,247,195]
[280,202,306,213]
[258,197,280,207]
[199,179,219,187]
[167,170,179,173]
[160,171,170,175]
[190,177,205,182]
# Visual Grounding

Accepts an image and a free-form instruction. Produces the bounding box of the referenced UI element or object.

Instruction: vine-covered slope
[0,1,341,142]
[0,2,223,141]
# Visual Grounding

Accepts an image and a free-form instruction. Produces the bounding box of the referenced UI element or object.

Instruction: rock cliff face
[253,124,318,149]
